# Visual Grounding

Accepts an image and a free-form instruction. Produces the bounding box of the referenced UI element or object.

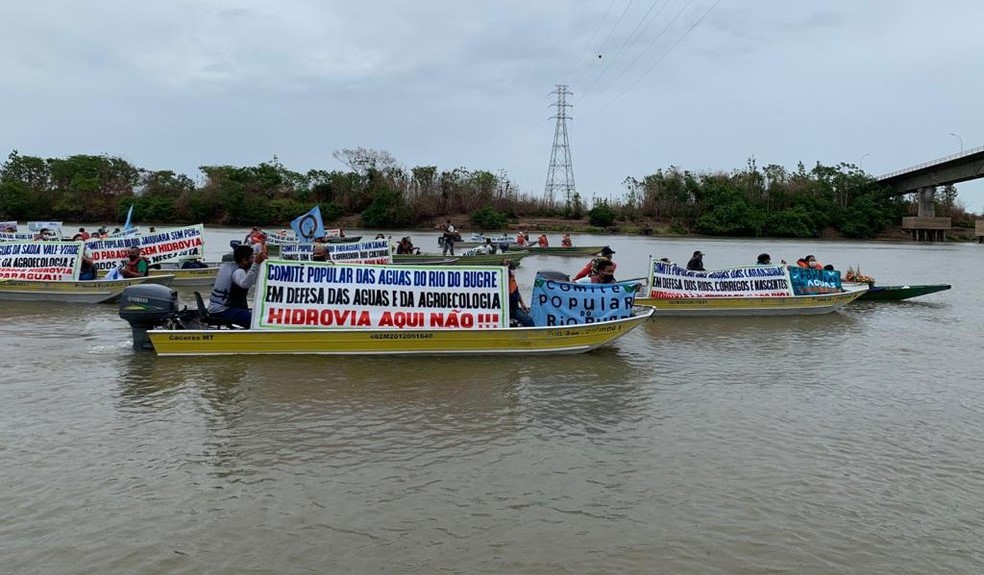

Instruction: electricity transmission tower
[544,85,576,208]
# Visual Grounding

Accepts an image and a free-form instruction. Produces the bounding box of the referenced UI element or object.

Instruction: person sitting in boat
[209,245,267,328]
[481,238,497,255]
[686,250,705,271]
[590,259,617,284]
[537,234,549,248]
[118,246,150,278]
[561,233,573,248]
[797,255,825,270]
[396,237,420,255]
[78,227,90,240]
[515,232,527,246]
[71,233,97,280]
[311,244,332,262]
[504,258,534,327]
[572,246,616,281]
[756,253,786,266]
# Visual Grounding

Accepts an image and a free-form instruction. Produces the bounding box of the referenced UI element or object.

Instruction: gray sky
[2,1,983,211]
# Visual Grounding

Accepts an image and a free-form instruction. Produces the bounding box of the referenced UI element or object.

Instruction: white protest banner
[0,231,37,242]
[281,239,392,264]
[325,228,342,238]
[0,241,82,281]
[86,224,205,271]
[648,259,793,298]
[253,260,507,330]
[27,221,63,231]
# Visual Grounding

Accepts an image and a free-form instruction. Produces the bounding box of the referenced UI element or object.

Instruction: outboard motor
[118,284,179,351]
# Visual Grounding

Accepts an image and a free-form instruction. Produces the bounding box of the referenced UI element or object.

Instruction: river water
[2,229,983,574]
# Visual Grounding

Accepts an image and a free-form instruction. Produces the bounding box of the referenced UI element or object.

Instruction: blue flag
[291,206,326,242]
[123,204,135,230]
[529,276,641,326]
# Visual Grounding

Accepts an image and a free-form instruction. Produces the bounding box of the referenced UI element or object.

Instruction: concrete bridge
[877,146,984,241]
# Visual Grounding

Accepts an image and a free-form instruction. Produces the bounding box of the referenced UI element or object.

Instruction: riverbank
[332,214,980,243]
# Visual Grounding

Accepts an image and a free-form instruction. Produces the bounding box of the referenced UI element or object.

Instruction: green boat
[392,250,530,266]
[524,246,605,257]
[856,284,951,302]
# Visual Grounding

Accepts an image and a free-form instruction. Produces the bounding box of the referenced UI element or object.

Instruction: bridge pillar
[917,186,936,217]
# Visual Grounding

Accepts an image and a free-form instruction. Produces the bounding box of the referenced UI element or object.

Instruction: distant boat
[392,250,530,266]
[0,275,174,304]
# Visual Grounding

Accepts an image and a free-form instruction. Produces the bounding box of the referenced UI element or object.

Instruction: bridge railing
[877,145,984,180]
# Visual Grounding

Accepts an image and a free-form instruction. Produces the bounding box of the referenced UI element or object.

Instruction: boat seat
[193,291,237,329]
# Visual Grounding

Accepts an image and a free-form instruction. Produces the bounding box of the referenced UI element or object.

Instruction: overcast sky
[2,1,983,211]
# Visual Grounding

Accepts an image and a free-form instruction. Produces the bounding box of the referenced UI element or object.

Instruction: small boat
[327,235,361,244]
[855,283,951,302]
[391,257,459,266]
[117,283,654,356]
[392,250,529,266]
[636,284,868,316]
[639,259,869,316]
[98,264,219,287]
[525,246,605,257]
[0,275,175,304]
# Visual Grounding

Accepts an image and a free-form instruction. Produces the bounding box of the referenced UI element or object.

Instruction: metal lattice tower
[544,85,576,207]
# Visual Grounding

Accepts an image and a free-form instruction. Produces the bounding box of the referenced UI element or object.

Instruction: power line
[608,0,724,104]
[578,0,638,95]
[577,0,673,98]
[570,0,618,87]
[602,0,696,94]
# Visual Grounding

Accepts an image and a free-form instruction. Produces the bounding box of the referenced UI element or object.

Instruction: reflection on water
[3,232,984,573]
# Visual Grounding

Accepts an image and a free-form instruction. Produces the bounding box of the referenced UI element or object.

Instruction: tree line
[0,148,959,239]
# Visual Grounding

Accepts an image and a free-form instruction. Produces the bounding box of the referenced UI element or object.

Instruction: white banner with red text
[253,260,507,330]
[0,241,83,281]
[85,224,205,271]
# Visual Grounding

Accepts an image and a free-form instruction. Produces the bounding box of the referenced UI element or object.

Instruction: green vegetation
[620,160,911,238]
[470,206,508,230]
[0,148,942,238]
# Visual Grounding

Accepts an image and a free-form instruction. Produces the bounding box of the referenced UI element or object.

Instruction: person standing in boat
[72,233,96,280]
[572,246,616,282]
[119,246,150,278]
[441,220,457,256]
[686,250,705,271]
[209,245,267,328]
[503,258,534,327]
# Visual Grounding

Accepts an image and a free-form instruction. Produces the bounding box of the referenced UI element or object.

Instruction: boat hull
[99,267,219,287]
[635,285,867,316]
[857,284,951,302]
[393,251,529,266]
[146,308,654,356]
[524,246,604,257]
[0,275,175,303]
